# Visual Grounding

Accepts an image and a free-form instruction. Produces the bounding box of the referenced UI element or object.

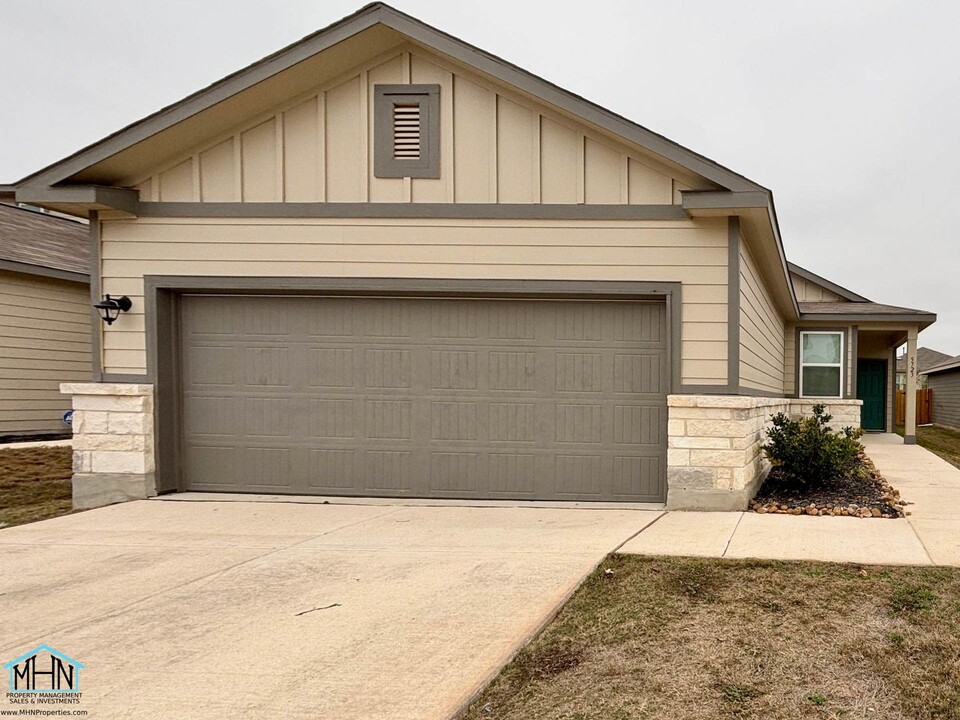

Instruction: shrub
[761,404,863,489]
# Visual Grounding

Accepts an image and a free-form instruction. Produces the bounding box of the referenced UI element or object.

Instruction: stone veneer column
[60,383,156,509]
[667,395,862,511]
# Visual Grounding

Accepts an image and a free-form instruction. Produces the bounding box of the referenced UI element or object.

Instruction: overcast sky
[2,1,957,353]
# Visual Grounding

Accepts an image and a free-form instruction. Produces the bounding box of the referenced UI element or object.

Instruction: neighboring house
[0,203,91,439]
[926,356,960,431]
[895,347,952,390]
[4,3,936,510]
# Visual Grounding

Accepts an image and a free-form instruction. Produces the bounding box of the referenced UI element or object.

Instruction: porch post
[904,325,918,444]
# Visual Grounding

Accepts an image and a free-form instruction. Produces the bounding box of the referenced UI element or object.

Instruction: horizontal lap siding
[929,370,960,430]
[99,217,729,383]
[739,241,785,394]
[0,271,92,435]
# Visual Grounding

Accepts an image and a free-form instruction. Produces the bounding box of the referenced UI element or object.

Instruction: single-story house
[926,356,960,431]
[4,3,936,510]
[0,203,91,439]
[895,347,952,390]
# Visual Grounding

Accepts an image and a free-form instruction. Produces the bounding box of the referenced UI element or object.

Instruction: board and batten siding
[0,270,92,435]
[133,47,709,206]
[790,272,847,303]
[929,369,960,431]
[97,216,730,385]
[739,239,785,394]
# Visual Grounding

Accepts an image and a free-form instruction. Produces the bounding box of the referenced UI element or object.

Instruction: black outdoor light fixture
[94,294,132,325]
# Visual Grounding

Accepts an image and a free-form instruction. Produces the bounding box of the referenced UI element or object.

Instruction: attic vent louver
[393,104,421,160]
[374,84,440,178]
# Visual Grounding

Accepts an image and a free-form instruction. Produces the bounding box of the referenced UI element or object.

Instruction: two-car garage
[172,291,670,503]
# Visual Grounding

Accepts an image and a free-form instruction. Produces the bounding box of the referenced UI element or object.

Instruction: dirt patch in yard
[461,556,960,720]
[0,446,74,527]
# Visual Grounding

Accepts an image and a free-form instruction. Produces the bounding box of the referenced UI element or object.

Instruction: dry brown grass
[913,425,960,470]
[0,446,74,527]
[461,556,960,720]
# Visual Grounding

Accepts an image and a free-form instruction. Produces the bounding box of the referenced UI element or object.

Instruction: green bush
[761,404,863,489]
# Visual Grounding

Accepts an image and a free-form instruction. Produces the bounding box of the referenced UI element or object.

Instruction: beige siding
[790,272,846,302]
[98,216,729,384]
[0,270,92,435]
[739,239,785,394]
[131,46,710,206]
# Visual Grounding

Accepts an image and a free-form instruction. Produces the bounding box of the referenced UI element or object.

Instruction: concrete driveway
[0,498,657,719]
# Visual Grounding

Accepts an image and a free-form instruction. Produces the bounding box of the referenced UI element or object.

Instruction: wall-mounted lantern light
[93,294,132,325]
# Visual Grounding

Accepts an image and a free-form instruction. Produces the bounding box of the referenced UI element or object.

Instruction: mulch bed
[749,453,907,519]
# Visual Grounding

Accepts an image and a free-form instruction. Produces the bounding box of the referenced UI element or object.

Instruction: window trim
[799,330,845,398]
[373,84,440,179]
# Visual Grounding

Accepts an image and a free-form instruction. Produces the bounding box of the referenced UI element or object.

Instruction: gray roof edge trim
[765,196,801,320]
[798,311,936,324]
[926,358,960,375]
[15,2,764,194]
[679,190,769,209]
[16,186,139,214]
[0,258,90,284]
[14,5,385,188]
[787,261,871,302]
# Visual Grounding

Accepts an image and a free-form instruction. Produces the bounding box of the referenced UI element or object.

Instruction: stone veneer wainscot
[666,395,862,511]
[61,383,155,509]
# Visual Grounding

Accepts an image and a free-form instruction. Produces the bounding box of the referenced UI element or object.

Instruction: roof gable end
[14,3,763,195]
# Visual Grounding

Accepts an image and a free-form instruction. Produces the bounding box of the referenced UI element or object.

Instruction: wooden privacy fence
[896,388,932,425]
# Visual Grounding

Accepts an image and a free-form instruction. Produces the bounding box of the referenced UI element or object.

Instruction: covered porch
[789,302,936,443]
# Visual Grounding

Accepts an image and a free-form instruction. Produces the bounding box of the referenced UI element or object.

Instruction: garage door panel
[180,295,667,502]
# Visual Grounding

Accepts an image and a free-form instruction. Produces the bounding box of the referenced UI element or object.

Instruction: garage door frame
[144,276,681,496]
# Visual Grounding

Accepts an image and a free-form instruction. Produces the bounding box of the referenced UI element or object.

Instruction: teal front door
[857,359,887,431]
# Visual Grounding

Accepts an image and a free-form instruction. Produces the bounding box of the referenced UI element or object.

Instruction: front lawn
[897,424,960,470]
[461,556,960,720]
[0,445,74,527]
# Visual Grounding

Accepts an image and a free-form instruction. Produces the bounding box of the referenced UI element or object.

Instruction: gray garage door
[179,295,667,502]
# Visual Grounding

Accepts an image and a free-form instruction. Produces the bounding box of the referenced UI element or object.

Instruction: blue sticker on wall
[62,411,73,426]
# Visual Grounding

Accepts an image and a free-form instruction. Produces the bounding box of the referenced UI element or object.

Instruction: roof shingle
[0,203,89,276]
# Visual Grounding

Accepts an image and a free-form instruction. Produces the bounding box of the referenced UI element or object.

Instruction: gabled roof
[12,2,764,194]
[788,262,869,302]
[923,354,960,376]
[896,347,953,374]
[0,204,89,281]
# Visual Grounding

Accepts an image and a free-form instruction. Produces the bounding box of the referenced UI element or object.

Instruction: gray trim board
[788,262,870,303]
[681,190,769,210]
[850,325,858,399]
[14,3,762,193]
[142,276,682,494]
[15,186,138,215]
[798,311,935,325]
[727,216,741,395]
[135,201,688,220]
[373,84,440,178]
[90,212,102,383]
[0,258,89,284]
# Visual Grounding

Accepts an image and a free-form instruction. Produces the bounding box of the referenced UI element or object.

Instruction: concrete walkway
[621,434,959,566]
[0,500,657,720]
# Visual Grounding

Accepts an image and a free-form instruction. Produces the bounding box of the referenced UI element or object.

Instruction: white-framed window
[800,330,844,398]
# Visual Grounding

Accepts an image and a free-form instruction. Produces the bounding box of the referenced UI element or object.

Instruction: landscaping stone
[748,454,905,519]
